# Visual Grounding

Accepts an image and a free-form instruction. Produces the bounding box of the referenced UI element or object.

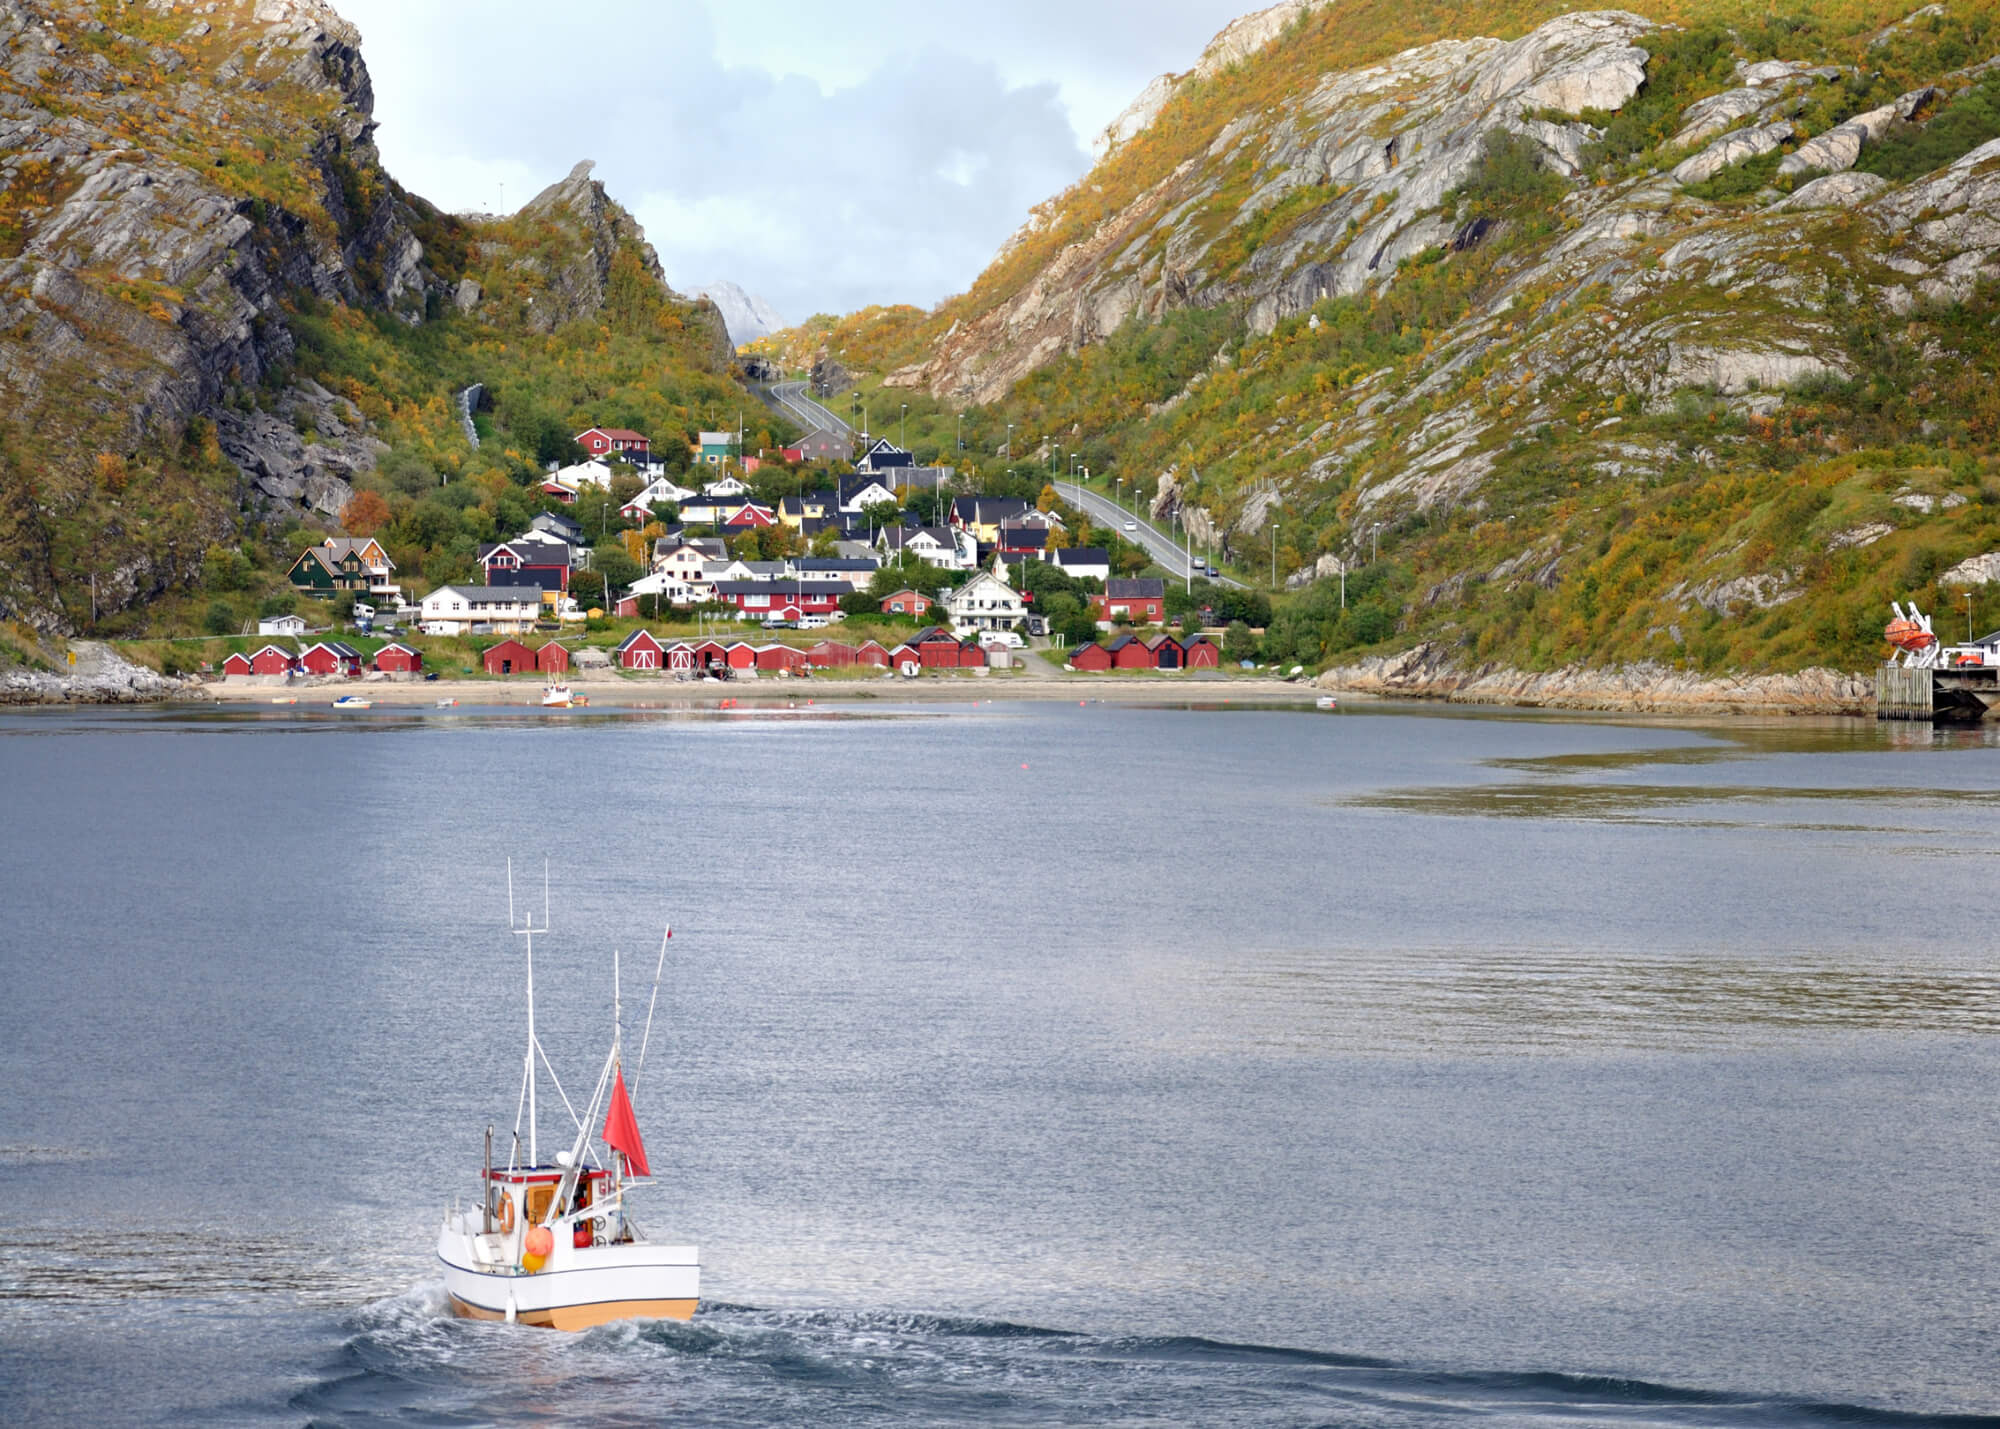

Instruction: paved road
[1054,480,1245,589]
[769,379,854,436]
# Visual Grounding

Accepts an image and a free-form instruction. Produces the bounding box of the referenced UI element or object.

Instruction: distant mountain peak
[694,281,787,347]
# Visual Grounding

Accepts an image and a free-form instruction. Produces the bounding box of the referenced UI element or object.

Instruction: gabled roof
[424,585,544,604]
[615,628,664,652]
[1106,578,1166,599]
[1106,634,1138,652]
[578,426,648,442]
[794,557,878,572]
[1051,546,1110,566]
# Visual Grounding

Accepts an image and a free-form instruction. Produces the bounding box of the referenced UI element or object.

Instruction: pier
[1875,663,2000,721]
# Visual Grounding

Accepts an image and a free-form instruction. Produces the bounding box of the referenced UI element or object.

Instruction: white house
[258,613,308,637]
[701,474,750,498]
[942,554,1027,633]
[652,536,725,580]
[838,477,899,514]
[620,476,696,521]
[879,525,976,570]
[1050,546,1112,583]
[418,585,542,636]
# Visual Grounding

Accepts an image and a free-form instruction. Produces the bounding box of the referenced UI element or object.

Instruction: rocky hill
[855,0,2000,676]
[0,0,734,635]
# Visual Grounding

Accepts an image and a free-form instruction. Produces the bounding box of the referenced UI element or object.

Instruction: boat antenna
[632,924,671,1097]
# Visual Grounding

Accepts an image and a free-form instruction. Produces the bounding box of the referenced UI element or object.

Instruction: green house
[695,431,738,466]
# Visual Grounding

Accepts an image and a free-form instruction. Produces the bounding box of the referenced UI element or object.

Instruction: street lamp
[955,411,963,455]
[1271,521,1279,589]
[1371,522,1381,563]
[1004,423,1013,461]
[900,403,908,452]
[1967,590,1976,642]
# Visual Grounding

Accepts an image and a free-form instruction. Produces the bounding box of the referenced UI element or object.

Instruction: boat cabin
[484,1164,620,1249]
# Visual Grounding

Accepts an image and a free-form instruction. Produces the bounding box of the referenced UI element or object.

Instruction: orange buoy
[522,1224,553,1272]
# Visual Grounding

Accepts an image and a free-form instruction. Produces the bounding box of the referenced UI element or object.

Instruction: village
[210,423,1258,691]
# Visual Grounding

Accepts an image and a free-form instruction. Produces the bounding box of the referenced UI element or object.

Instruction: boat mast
[509,860,550,1166]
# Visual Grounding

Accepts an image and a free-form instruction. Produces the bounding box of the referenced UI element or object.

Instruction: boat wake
[295,1287,2000,1427]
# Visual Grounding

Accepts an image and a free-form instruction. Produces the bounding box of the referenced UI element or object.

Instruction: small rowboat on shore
[270,696,296,705]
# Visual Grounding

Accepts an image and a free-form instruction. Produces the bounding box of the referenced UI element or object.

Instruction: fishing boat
[540,680,587,709]
[331,694,372,709]
[435,874,697,1330]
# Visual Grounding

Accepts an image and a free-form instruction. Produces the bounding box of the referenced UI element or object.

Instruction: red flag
[602,1067,651,1178]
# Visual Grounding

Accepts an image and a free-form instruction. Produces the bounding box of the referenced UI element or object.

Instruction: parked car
[980,630,1023,649]
[1123,520,1138,532]
[798,614,829,629]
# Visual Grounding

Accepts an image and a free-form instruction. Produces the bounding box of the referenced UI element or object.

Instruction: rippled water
[0,699,1995,1426]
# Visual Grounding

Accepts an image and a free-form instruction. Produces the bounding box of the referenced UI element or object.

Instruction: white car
[1123,520,1138,532]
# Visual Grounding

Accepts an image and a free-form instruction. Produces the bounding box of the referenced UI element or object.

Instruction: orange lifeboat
[1884,617,1936,653]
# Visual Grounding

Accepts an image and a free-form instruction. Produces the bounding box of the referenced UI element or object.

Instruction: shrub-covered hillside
[0,0,746,637]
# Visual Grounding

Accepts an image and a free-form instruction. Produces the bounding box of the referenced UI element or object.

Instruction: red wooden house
[299,641,363,677]
[536,642,571,674]
[1068,642,1113,672]
[249,645,298,676]
[723,503,776,528]
[1181,634,1220,669]
[1093,579,1167,626]
[723,642,758,672]
[855,640,892,668]
[614,630,665,670]
[663,642,698,674]
[220,651,255,677]
[1110,635,1155,670]
[880,589,932,617]
[481,639,535,676]
[689,640,729,673]
[575,426,651,460]
[373,642,423,674]
[1146,634,1184,670]
[808,641,856,668]
[755,645,808,673]
[711,581,847,621]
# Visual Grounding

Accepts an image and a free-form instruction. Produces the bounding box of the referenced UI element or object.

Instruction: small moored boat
[435,873,697,1329]
[331,694,372,709]
[1315,694,1338,710]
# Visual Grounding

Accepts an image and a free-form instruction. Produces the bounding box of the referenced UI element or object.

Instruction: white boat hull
[436,1217,698,1330]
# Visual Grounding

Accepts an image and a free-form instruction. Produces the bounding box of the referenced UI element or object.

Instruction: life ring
[496,1191,515,1234]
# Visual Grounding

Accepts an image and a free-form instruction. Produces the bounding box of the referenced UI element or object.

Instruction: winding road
[768,379,855,437]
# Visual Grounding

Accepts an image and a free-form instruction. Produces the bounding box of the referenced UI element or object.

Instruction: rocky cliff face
[909,6,1998,414]
[0,1,724,634]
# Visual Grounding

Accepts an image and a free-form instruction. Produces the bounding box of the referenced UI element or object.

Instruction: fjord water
[0,699,1996,1427]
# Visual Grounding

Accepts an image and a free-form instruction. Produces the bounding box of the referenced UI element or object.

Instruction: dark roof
[712,581,852,597]
[1105,634,1138,651]
[1052,546,1109,566]
[952,496,1031,520]
[1106,578,1166,599]
[794,558,879,572]
[998,527,1049,549]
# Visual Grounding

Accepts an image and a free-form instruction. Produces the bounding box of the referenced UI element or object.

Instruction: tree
[1038,484,1059,512]
[1224,619,1256,662]
[341,490,392,537]
[203,599,236,635]
[592,547,643,593]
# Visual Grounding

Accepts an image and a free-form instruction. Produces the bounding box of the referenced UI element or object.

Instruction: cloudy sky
[335,0,1251,328]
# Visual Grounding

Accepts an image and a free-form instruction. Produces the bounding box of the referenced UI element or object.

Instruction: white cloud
[336,0,1249,321]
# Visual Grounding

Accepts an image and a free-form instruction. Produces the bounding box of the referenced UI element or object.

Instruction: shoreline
[190,671,1327,707]
[1319,645,1877,718]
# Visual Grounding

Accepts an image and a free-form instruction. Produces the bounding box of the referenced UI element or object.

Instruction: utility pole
[1271,522,1279,589]
[1967,590,1975,642]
